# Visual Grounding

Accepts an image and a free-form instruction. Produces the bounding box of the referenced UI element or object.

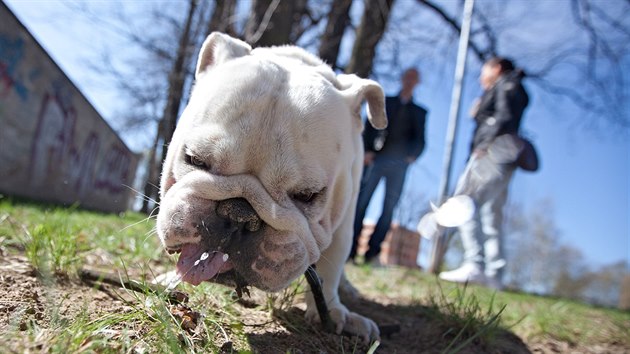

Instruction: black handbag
[516,136,539,172]
[488,134,539,172]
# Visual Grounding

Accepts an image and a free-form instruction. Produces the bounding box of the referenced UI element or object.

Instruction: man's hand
[364,151,376,165]
[405,156,416,164]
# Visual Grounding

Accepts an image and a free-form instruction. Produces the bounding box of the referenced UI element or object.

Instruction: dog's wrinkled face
[159,55,348,291]
[156,33,386,292]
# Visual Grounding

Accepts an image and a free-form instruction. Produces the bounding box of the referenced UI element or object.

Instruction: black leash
[304,265,336,332]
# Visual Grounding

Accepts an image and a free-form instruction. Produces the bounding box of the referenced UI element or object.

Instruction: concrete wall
[0,3,139,213]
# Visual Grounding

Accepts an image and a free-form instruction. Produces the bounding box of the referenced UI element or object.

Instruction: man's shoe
[365,256,384,268]
[439,263,486,285]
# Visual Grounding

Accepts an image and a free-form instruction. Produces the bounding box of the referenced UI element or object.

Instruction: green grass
[8,288,226,353]
[346,265,630,350]
[0,198,228,352]
[502,291,630,345]
[0,199,160,275]
[427,283,506,353]
[1,199,628,353]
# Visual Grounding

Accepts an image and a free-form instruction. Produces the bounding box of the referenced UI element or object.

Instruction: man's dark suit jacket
[363,96,427,160]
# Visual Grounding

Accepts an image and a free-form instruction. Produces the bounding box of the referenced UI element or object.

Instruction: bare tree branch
[411,0,629,127]
[142,0,199,213]
[471,6,498,57]
[415,0,487,62]
[588,1,630,38]
[567,0,629,125]
[64,1,177,62]
[291,0,324,44]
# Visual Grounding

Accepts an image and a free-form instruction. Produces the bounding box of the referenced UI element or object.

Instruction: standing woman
[438,57,530,289]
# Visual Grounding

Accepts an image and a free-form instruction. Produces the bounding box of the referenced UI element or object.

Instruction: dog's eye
[185,154,208,169]
[293,191,317,203]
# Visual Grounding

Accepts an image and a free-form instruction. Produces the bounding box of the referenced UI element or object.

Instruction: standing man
[348,68,428,265]
[438,57,530,289]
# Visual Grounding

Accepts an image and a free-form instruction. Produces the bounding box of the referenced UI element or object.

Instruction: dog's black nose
[216,198,263,232]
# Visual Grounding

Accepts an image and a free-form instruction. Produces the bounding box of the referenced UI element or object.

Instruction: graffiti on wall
[28,89,134,196]
[0,24,138,212]
[0,35,29,100]
[95,145,132,194]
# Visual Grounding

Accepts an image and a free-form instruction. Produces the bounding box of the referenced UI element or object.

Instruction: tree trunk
[207,0,238,37]
[160,0,197,158]
[140,0,198,213]
[346,0,395,78]
[318,0,353,68]
[244,0,301,46]
[140,124,161,214]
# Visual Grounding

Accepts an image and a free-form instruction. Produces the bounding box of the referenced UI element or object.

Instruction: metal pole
[428,0,475,274]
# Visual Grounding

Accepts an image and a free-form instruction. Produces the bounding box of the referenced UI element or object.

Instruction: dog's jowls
[156,32,387,342]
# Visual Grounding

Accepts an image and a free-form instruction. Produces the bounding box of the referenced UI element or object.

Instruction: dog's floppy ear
[196,32,252,79]
[336,74,387,129]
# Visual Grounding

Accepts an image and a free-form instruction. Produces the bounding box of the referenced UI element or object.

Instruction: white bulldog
[156,32,387,341]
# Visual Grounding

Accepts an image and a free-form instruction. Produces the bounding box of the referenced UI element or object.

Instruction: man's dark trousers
[350,156,409,261]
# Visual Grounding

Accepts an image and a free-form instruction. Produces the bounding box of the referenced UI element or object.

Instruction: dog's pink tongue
[176,245,229,286]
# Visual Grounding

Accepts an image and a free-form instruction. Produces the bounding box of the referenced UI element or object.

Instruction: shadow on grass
[246,293,530,354]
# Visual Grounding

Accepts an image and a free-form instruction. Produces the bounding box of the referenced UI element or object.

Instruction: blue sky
[5,0,629,270]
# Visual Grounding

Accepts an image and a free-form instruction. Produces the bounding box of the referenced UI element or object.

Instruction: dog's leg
[305,216,380,343]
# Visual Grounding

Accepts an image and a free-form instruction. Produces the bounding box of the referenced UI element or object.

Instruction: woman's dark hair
[486,56,526,78]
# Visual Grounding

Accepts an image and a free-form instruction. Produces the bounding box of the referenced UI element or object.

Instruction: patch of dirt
[0,256,124,325]
[0,255,136,351]
[0,253,627,353]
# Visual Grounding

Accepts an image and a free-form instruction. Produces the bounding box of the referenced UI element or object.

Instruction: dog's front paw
[305,303,380,343]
